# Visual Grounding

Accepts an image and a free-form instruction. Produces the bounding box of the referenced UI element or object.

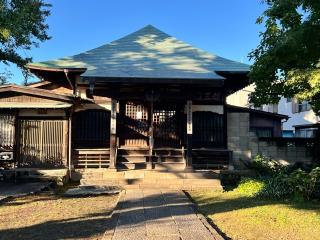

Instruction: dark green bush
[220,173,241,187]
[258,173,293,199]
[256,167,320,200]
[288,167,320,200]
[250,154,285,176]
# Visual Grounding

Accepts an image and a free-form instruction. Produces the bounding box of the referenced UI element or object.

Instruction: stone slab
[64,185,121,197]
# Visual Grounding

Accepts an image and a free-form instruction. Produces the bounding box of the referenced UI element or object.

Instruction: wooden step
[117,156,148,163]
[192,149,231,170]
[157,156,184,163]
[154,148,183,156]
[117,148,149,155]
[117,162,148,170]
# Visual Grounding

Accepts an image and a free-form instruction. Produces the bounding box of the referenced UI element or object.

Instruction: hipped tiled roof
[28,25,250,81]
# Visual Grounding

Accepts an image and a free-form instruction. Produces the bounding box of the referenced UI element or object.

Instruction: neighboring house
[227,85,320,137]
[227,105,286,138]
[0,25,310,177]
[278,97,319,138]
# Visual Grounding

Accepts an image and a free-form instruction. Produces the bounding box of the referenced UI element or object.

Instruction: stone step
[77,169,221,180]
[81,178,221,185]
[80,178,222,190]
[153,162,185,171]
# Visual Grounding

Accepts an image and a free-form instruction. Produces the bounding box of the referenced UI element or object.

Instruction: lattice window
[125,103,148,120]
[153,110,175,124]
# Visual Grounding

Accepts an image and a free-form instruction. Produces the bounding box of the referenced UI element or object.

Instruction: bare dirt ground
[0,192,119,240]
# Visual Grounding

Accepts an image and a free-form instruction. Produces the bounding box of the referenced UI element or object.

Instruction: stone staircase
[77,169,222,190]
[117,148,185,171]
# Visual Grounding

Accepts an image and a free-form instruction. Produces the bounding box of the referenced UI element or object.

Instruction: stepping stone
[64,185,122,197]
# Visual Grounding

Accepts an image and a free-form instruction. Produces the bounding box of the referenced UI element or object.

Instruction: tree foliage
[249,0,320,115]
[0,0,51,83]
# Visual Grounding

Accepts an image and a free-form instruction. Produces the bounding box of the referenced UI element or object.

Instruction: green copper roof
[28,25,250,80]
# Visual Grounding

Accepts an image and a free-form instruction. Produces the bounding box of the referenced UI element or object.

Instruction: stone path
[104,190,223,240]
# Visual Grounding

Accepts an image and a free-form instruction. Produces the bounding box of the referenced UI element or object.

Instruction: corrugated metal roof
[0,103,72,109]
[28,25,250,80]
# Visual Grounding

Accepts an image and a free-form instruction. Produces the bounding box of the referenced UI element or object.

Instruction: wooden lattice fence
[0,113,15,150]
[18,119,68,168]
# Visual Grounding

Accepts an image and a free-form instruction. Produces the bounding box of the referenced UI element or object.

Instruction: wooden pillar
[14,110,19,169]
[109,99,117,169]
[186,100,193,169]
[223,94,228,149]
[148,100,154,169]
[68,110,73,178]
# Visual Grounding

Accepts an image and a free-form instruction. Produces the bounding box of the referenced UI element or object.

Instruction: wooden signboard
[110,100,117,134]
[187,100,193,135]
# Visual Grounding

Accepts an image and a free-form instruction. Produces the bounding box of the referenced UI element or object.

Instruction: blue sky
[3,0,266,84]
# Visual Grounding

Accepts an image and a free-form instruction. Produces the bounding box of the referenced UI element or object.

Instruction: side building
[227,84,320,137]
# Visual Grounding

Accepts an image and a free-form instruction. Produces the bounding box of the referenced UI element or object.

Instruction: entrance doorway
[119,102,184,149]
[153,104,183,148]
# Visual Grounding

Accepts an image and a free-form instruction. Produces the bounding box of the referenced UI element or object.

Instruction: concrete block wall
[227,112,313,169]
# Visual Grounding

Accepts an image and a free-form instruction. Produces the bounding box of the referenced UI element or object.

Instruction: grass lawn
[0,192,119,240]
[188,190,320,240]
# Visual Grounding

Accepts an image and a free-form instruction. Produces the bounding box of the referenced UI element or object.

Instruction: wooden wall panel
[18,119,67,168]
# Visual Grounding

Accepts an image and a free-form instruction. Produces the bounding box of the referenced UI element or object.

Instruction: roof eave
[0,84,74,102]
[27,64,87,74]
[227,104,289,119]
[81,76,225,86]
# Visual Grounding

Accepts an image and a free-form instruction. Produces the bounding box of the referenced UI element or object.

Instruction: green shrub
[256,167,320,200]
[258,173,293,199]
[235,178,265,197]
[310,167,320,199]
[288,167,320,200]
[251,154,285,176]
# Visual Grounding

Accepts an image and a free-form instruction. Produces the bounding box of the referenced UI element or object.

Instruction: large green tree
[0,0,51,83]
[249,0,320,115]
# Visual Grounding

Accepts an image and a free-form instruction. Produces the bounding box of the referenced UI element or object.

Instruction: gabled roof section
[27,25,250,81]
[0,84,74,102]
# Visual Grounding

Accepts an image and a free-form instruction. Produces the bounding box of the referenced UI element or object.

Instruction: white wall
[227,84,277,113]
[227,85,253,107]
[278,97,319,131]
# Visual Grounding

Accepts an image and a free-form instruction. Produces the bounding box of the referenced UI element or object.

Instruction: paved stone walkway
[104,190,223,240]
